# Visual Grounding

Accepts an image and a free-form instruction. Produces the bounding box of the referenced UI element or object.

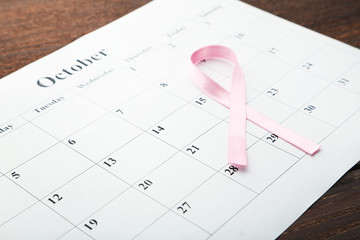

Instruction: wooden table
[0,0,359,239]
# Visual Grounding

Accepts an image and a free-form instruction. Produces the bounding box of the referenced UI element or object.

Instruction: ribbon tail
[228,133,247,166]
[228,65,248,167]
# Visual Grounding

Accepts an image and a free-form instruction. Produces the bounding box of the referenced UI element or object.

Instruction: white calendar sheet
[1,0,360,239]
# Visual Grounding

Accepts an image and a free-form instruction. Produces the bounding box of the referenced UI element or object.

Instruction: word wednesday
[37,50,107,87]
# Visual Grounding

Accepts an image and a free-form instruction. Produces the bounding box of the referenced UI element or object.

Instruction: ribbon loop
[190,45,320,167]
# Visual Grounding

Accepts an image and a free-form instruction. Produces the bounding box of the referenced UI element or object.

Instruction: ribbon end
[308,145,321,155]
[228,155,247,167]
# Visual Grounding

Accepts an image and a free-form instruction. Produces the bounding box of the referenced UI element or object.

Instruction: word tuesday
[37,50,107,87]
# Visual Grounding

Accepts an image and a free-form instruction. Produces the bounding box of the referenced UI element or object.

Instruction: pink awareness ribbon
[190,45,320,167]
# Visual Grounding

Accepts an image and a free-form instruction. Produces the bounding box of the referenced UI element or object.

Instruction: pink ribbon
[190,45,320,167]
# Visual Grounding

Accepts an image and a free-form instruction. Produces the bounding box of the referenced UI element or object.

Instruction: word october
[37,50,107,87]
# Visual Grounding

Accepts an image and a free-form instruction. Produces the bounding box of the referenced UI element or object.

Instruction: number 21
[186,145,200,154]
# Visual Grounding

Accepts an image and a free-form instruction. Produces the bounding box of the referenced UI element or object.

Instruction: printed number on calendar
[84,219,98,230]
[267,88,279,96]
[267,134,279,143]
[138,180,153,190]
[11,171,20,179]
[48,194,63,204]
[304,105,316,113]
[177,202,191,214]
[224,165,239,176]
[195,97,207,105]
[186,145,200,154]
[152,126,165,134]
[103,157,117,167]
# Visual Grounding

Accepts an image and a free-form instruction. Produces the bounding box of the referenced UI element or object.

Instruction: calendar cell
[82,70,151,111]
[81,187,167,240]
[264,111,335,158]
[0,177,36,226]
[247,94,296,123]
[137,152,215,208]
[220,79,261,103]
[183,121,258,170]
[174,173,256,233]
[158,19,198,45]
[148,104,221,149]
[101,133,177,185]
[221,140,298,193]
[0,117,26,138]
[236,18,292,51]
[198,58,234,77]
[160,67,225,102]
[120,86,186,130]
[300,45,359,81]
[32,96,106,140]
[222,37,261,66]
[10,144,93,199]
[243,53,293,92]
[126,45,187,83]
[282,112,335,143]
[301,84,360,127]
[58,228,93,240]
[266,69,329,108]
[268,31,325,65]
[262,133,304,159]
[0,123,57,173]
[337,62,360,94]
[0,202,73,239]
[202,4,258,35]
[136,211,209,240]
[44,165,128,225]
[22,90,76,121]
[65,113,142,162]
[170,23,227,56]
[159,68,202,102]
[246,121,268,139]
[192,94,230,119]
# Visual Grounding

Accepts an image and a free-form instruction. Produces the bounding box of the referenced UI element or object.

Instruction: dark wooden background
[0,0,359,239]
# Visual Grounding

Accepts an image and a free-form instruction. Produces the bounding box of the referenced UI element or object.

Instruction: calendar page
[1,0,359,239]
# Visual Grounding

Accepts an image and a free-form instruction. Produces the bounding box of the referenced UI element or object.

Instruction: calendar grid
[250,56,360,160]
[261,108,360,199]
[83,83,262,236]
[209,154,304,237]
[1,0,360,239]
[77,43,360,235]
[210,106,360,237]
[2,42,355,240]
[314,108,360,144]
[1,174,95,239]
[0,50,251,237]
[14,64,246,238]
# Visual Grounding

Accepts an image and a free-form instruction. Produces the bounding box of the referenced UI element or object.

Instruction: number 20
[138,180,153,190]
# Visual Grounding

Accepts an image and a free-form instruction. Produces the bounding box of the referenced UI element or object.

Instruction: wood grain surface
[0,0,359,239]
